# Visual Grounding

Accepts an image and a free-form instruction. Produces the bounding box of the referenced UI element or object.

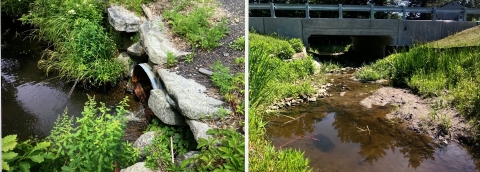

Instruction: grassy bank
[16,0,126,87]
[355,26,480,136]
[249,33,324,171]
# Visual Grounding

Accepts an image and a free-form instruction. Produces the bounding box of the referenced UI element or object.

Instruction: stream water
[1,15,144,142]
[266,70,480,171]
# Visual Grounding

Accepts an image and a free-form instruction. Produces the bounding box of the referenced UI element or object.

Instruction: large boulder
[148,89,186,126]
[108,6,145,32]
[120,162,159,172]
[157,69,228,120]
[185,119,213,142]
[139,16,190,65]
[133,131,155,158]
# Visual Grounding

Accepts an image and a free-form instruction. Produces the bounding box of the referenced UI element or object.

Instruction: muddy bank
[360,87,473,144]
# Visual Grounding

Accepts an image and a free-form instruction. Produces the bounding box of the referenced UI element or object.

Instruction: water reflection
[265,73,475,171]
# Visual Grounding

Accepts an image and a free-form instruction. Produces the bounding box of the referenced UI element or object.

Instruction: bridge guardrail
[249,3,480,21]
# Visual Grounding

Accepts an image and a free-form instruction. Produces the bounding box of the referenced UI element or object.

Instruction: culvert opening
[132,63,162,123]
[132,63,161,101]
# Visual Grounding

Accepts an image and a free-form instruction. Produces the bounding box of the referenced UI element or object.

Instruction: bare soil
[360,87,473,144]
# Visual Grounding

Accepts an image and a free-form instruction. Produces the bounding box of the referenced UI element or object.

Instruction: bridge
[249,3,480,57]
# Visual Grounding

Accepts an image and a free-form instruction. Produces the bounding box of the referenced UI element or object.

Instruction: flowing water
[266,70,480,171]
[1,15,144,142]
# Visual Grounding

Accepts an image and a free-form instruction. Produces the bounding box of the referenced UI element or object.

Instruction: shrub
[249,33,295,60]
[20,0,124,87]
[42,96,139,171]
[289,38,304,53]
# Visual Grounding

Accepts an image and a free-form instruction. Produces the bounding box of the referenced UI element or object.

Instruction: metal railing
[249,3,480,21]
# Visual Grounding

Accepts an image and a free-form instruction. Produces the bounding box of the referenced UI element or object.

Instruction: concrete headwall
[248,17,477,47]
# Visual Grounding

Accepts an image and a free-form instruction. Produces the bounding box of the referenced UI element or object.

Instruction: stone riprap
[139,17,190,65]
[108,6,145,32]
[127,42,145,57]
[157,69,228,120]
[120,162,159,172]
[148,89,186,126]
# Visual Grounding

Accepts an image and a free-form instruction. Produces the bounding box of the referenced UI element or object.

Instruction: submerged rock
[157,69,228,120]
[108,6,145,32]
[313,134,335,152]
[148,89,186,126]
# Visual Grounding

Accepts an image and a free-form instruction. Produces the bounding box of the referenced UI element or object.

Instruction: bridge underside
[250,17,476,57]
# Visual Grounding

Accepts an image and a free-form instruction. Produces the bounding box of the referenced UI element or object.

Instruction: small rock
[127,42,145,57]
[120,162,158,172]
[186,119,213,142]
[340,92,346,96]
[116,52,131,76]
[285,97,294,101]
[308,97,317,102]
[199,68,213,76]
[175,151,200,169]
[133,131,155,158]
[223,52,229,57]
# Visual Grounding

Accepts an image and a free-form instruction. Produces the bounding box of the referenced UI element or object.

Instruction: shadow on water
[1,14,144,141]
[265,70,479,171]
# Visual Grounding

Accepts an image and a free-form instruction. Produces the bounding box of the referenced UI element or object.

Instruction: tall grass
[355,44,480,134]
[20,0,124,86]
[249,33,315,171]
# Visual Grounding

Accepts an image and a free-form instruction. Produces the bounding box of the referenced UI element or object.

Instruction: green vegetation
[211,60,245,116]
[230,36,245,51]
[309,44,351,54]
[144,119,196,171]
[195,129,245,171]
[2,97,139,171]
[249,33,295,60]
[166,51,178,67]
[288,38,304,53]
[1,0,35,17]
[355,27,480,135]
[19,0,124,86]
[249,33,317,171]
[109,0,155,15]
[185,53,194,63]
[163,0,229,50]
[2,135,54,171]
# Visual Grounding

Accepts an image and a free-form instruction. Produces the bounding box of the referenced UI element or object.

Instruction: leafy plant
[163,2,229,50]
[229,36,245,51]
[166,51,178,67]
[195,129,245,171]
[144,119,197,171]
[41,96,139,171]
[2,135,55,171]
[185,53,194,63]
[235,57,245,66]
[211,61,245,116]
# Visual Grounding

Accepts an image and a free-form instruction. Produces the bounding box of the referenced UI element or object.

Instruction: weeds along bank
[249,33,330,171]
[355,31,480,140]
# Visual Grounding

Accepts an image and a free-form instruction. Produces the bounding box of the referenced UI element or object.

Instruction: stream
[1,14,145,142]
[266,69,480,171]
